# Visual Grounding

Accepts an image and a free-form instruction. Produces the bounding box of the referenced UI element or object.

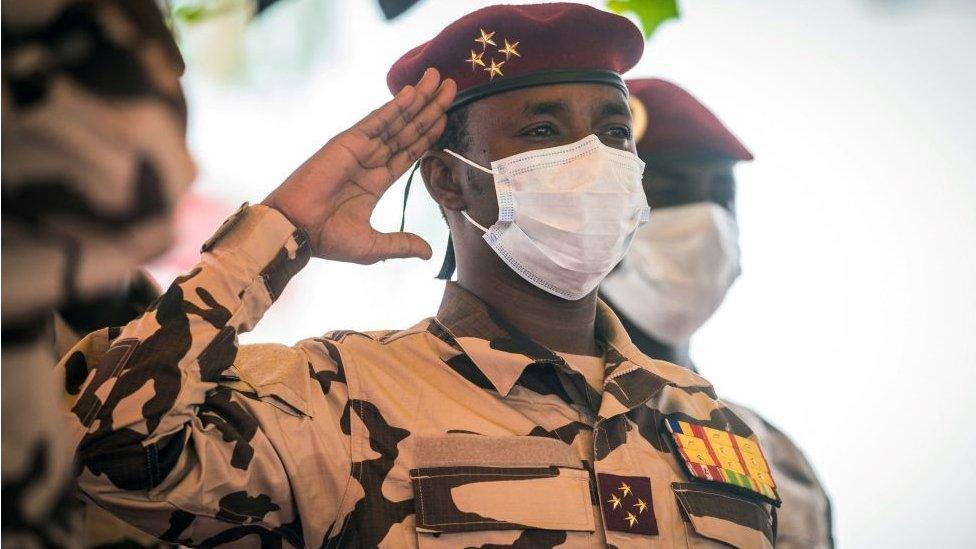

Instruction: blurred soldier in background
[601,77,834,548]
[2,0,193,545]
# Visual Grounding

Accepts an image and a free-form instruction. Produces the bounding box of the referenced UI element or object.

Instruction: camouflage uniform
[53,270,173,549]
[613,306,835,548]
[727,404,833,549]
[2,0,193,545]
[60,205,780,547]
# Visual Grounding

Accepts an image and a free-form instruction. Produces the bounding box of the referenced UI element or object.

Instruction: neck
[457,262,600,356]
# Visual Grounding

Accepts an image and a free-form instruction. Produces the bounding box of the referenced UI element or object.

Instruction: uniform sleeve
[63,204,326,545]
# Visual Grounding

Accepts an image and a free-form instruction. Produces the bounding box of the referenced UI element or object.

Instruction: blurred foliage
[606,0,680,38]
[168,0,334,86]
[172,0,249,24]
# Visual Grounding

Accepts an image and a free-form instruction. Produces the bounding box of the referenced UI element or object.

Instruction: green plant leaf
[606,0,680,39]
[171,0,245,25]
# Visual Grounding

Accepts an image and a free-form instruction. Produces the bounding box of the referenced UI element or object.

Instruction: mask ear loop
[460,210,489,232]
[444,149,494,175]
[436,150,495,280]
[437,210,488,281]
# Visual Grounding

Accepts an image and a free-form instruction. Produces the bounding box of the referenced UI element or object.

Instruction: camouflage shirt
[607,298,834,548]
[62,205,780,548]
[727,403,833,549]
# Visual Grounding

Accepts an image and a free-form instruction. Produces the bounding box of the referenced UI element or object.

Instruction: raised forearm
[67,204,310,489]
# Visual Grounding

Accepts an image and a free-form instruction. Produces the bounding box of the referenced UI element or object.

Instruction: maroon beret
[388,3,644,110]
[627,78,753,161]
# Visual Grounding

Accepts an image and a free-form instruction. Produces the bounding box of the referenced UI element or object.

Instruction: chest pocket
[674,483,776,549]
[410,434,595,546]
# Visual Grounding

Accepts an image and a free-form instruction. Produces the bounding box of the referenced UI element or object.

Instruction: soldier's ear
[421,151,467,212]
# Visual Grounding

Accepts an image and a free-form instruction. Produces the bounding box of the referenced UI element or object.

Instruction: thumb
[368,230,433,263]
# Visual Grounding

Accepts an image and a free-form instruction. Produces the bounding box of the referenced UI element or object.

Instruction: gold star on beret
[499,39,520,59]
[465,50,486,71]
[485,58,505,80]
[475,28,496,50]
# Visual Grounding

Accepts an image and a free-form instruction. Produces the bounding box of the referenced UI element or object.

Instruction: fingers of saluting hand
[356,68,445,144]
[380,78,456,163]
[362,68,443,142]
[383,113,448,181]
[356,74,456,194]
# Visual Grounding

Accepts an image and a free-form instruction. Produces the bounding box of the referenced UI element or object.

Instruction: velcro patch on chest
[664,416,781,505]
[596,473,658,536]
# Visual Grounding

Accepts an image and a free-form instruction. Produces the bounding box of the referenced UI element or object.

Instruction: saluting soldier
[62,5,783,547]
[2,1,193,546]
[602,78,833,548]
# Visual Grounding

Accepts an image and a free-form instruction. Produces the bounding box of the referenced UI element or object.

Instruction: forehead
[466,83,630,121]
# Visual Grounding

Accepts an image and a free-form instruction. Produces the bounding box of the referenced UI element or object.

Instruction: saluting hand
[263,68,456,264]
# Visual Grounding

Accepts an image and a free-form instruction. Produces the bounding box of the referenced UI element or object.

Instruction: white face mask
[601,202,741,345]
[446,135,649,301]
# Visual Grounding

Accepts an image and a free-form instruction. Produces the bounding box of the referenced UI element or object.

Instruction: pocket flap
[414,433,581,468]
[410,435,594,533]
[673,482,775,549]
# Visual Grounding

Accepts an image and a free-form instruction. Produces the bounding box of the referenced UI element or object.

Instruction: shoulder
[618,343,719,399]
[320,319,447,346]
[231,319,440,376]
[651,357,715,390]
[229,319,454,396]
[296,318,456,363]
[224,343,312,415]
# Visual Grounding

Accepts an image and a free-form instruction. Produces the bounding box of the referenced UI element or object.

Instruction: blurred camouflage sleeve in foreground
[1,0,195,322]
[2,1,194,545]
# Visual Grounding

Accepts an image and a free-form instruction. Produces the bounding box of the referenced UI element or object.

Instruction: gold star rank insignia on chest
[597,473,658,535]
[665,416,782,505]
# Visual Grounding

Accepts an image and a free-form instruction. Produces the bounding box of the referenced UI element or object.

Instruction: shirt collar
[593,295,717,419]
[435,282,561,396]
[434,282,711,412]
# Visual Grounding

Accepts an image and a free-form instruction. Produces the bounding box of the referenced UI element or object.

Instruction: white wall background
[159,1,976,546]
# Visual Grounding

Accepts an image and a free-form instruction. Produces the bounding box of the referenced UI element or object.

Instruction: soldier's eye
[521,124,557,138]
[604,125,632,139]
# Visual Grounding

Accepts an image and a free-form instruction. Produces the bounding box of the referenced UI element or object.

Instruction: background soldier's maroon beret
[387,3,644,110]
[627,78,754,161]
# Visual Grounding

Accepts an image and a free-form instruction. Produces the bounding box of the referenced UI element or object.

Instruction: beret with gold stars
[387,3,644,110]
[627,78,753,161]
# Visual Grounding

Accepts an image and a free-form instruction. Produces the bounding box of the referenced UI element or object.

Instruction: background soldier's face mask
[445,135,649,301]
[601,202,742,345]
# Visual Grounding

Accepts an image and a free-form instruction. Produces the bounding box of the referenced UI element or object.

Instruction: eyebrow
[596,100,630,119]
[521,100,569,117]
